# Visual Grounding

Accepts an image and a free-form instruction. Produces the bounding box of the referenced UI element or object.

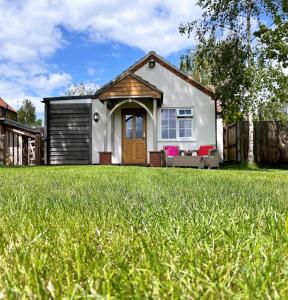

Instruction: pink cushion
[197,145,214,156]
[164,146,179,157]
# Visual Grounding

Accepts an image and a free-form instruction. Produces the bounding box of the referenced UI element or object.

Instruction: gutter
[42,95,97,103]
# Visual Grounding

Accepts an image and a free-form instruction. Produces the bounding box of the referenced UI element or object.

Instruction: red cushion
[164,146,179,157]
[197,145,214,156]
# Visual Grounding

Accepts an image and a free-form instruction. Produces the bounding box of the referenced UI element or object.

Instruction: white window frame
[177,108,194,117]
[160,107,196,142]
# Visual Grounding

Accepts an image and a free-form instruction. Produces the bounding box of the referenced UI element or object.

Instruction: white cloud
[0,71,71,114]
[0,0,202,114]
[0,81,43,114]
[26,73,72,94]
[61,0,200,55]
[0,0,200,61]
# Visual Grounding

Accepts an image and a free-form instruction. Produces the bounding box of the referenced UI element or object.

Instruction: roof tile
[0,97,17,112]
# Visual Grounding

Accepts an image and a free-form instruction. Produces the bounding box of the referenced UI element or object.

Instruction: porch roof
[95,72,163,101]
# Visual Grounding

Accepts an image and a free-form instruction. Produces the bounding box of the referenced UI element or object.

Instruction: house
[43,51,223,165]
[0,97,17,121]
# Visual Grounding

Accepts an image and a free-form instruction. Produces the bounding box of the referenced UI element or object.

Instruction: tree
[179,0,288,163]
[180,45,212,86]
[64,83,97,96]
[17,99,42,127]
[255,7,288,67]
[180,39,248,123]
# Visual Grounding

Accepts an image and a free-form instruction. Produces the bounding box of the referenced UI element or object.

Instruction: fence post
[3,134,8,166]
[0,134,3,165]
[226,124,230,161]
[22,136,29,166]
[34,134,41,166]
[236,122,240,161]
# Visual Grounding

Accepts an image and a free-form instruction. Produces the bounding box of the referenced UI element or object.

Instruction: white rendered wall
[91,99,106,164]
[217,116,223,161]
[135,62,216,152]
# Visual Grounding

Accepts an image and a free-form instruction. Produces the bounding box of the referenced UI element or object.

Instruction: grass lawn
[0,166,288,299]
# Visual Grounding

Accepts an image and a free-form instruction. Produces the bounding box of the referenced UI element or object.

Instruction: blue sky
[0,0,202,121]
[48,30,182,91]
[0,1,279,122]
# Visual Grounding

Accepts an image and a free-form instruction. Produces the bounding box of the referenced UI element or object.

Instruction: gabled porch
[95,72,162,165]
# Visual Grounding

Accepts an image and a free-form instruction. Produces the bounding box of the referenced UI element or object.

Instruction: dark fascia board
[0,118,41,134]
[42,95,96,103]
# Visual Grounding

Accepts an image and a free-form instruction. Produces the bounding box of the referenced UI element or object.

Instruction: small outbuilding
[0,98,42,166]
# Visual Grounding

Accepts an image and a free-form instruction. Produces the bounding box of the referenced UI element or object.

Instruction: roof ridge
[129,52,215,98]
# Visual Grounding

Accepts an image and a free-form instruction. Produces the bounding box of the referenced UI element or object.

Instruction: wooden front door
[122,109,147,165]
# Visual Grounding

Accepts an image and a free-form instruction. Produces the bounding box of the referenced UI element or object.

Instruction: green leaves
[179,0,288,123]
[180,45,212,86]
[255,19,288,67]
[17,99,42,127]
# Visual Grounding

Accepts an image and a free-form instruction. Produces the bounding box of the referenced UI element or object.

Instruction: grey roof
[0,118,41,134]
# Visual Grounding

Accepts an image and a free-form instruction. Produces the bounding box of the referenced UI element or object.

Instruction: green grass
[0,166,288,299]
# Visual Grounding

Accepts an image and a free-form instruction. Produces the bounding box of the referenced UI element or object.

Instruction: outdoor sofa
[163,145,221,169]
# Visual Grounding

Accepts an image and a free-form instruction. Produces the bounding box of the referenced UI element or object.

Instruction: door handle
[143,132,146,139]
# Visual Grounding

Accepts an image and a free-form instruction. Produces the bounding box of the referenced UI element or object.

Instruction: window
[125,114,133,139]
[161,109,176,139]
[179,119,192,138]
[177,108,193,117]
[161,108,194,140]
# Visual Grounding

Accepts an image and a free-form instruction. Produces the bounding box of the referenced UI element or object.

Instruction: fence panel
[224,121,288,164]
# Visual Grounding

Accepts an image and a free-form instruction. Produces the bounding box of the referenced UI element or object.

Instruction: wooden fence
[0,131,42,166]
[224,121,288,164]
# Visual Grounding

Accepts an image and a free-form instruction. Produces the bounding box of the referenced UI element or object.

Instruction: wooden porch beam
[104,101,108,152]
[153,99,157,151]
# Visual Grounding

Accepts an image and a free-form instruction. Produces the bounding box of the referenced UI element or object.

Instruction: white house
[43,51,223,165]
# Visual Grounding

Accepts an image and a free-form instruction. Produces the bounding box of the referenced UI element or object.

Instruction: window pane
[179,129,185,137]
[178,109,193,116]
[169,109,176,119]
[161,120,168,128]
[162,129,169,139]
[161,109,169,119]
[125,115,133,139]
[179,119,191,129]
[135,113,143,138]
[185,129,192,137]
[169,129,176,139]
[169,119,176,129]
